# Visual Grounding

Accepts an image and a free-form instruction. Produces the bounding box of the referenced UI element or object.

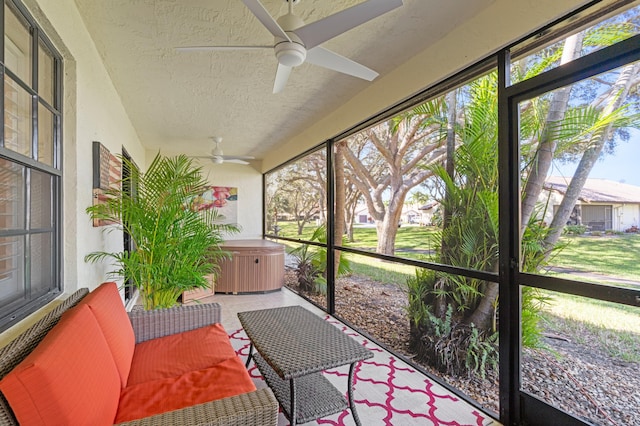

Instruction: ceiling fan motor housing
[274,41,306,66]
[275,13,307,67]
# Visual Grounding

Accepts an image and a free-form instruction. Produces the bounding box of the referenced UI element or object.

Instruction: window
[264,1,640,424]
[0,0,63,331]
[507,3,640,425]
[264,146,328,308]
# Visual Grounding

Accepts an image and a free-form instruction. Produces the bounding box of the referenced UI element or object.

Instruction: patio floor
[188,287,500,426]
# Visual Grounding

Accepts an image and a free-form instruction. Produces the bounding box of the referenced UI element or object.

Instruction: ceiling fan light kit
[177,0,403,93]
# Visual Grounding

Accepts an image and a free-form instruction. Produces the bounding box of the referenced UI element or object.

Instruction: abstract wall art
[189,186,238,226]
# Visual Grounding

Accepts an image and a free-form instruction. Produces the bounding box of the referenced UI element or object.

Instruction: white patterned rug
[228,315,498,426]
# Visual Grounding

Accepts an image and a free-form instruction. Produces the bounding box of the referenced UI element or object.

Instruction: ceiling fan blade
[176,45,271,52]
[223,155,255,161]
[295,0,403,50]
[224,159,251,165]
[241,0,291,41]
[273,63,292,94]
[306,47,378,81]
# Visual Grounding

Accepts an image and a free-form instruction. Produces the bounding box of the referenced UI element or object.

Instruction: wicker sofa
[0,283,278,426]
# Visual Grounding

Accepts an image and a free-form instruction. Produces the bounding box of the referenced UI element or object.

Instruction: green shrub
[564,224,588,235]
[406,268,498,378]
[521,286,551,348]
[465,327,498,379]
[288,226,351,296]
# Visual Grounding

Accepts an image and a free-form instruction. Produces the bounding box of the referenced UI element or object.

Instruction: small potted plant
[86,153,238,309]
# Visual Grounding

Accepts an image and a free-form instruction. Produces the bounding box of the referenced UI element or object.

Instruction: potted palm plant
[86,153,238,309]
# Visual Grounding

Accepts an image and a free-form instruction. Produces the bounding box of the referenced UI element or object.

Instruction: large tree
[266,150,327,236]
[342,100,448,254]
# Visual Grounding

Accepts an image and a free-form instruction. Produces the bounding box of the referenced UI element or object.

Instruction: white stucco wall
[25,0,146,296]
[613,204,639,231]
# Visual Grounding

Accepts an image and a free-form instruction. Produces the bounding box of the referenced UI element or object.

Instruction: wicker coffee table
[238,305,373,426]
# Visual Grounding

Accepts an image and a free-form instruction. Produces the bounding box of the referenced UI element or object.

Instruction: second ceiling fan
[177,0,403,93]
[194,137,255,165]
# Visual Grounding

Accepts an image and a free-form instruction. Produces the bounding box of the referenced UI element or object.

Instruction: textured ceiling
[72,0,494,160]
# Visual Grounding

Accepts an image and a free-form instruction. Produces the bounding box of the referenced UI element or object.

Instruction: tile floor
[189,288,500,426]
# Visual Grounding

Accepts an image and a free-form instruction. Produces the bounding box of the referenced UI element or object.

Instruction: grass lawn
[348,256,416,286]
[278,222,640,281]
[275,221,639,363]
[342,224,440,254]
[274,221,439,257]
[274,221,436,286]
[541,291,640,363]
[549,233,640,284]
[275,221,639,285]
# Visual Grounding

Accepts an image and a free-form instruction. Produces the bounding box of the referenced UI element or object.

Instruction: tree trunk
[334,143,346,275]
[465,278,499,333]
[520,33,584,230]
[376,211,401,255]
[344,208,354,241]
[445,91,457,186]
[435,90,458,318]
[544,62,639,250]
[345,200,355,242]
[442,90,457,231]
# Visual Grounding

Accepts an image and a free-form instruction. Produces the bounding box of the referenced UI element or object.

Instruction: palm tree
[407,36,640,375]
[86,153,238,309]
[408,74,501,376]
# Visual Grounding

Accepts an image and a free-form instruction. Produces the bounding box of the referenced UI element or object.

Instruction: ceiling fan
[193,137,255,165]
[176,0,403,93]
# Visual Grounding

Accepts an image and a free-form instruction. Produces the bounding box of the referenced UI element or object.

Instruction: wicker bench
[0,285,278,426]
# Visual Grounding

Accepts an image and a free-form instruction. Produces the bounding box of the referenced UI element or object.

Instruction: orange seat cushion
[115,356,256,423]
[127,323,237,386]
[79,281,135,387]
[0,304,120,426]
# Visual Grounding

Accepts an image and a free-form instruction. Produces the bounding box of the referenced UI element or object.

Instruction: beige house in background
[352,203,438,226]
[418,202,439,226]
[542,176,640,232]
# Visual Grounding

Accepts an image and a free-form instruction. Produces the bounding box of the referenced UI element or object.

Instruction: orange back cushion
[79,281,135,387]
[127,323,236,386]
[0,304,121,426]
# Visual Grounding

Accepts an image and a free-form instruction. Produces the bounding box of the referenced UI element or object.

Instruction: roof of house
[544,176,640,203]
[419,202,438,211]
